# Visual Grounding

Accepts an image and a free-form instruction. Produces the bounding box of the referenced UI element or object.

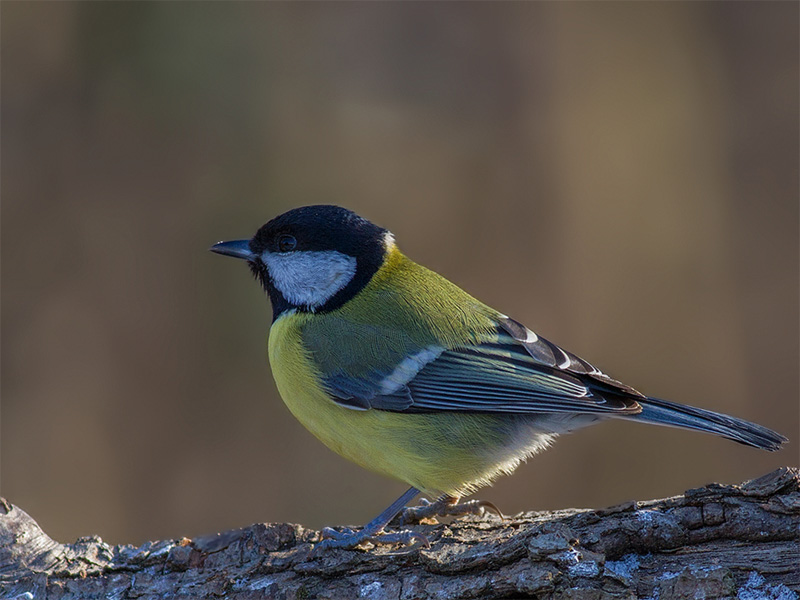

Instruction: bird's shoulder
[305,249,499,350]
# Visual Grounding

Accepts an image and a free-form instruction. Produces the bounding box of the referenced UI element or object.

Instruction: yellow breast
[268,311,544,496]
[265,248,554,496]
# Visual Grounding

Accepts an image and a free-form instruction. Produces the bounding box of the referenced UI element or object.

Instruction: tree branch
[2,468,798,599]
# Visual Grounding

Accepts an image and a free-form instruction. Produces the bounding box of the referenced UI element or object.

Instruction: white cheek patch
[263,250,358,309]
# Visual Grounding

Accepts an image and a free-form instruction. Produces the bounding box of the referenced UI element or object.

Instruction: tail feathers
[626,397,788,451]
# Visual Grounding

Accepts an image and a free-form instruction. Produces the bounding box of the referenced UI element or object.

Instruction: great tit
[211,205,787,550]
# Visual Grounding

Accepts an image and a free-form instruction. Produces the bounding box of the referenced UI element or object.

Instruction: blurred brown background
[2,2,798,547]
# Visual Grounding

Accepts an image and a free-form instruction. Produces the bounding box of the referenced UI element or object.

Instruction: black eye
[277,234,297,252]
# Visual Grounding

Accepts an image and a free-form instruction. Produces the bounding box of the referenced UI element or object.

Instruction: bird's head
[211,205,392,319]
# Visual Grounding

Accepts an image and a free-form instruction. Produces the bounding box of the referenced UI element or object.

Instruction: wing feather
[312,315,642,416]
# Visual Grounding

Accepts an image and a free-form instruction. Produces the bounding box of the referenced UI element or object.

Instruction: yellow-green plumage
[212,204,786,549]
[269,244,550,496]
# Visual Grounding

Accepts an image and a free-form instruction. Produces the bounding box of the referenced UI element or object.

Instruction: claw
[313,487,428,552]
[474,500,505,520]
[399,496,505,524]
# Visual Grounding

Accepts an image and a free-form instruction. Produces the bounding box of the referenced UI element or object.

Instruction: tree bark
[1,468,798,600]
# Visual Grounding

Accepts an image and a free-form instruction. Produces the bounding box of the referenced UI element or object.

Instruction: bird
[210,205,787,550]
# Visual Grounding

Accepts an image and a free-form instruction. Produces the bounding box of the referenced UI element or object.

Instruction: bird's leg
[315,487,430,551]
[396,494,504,525]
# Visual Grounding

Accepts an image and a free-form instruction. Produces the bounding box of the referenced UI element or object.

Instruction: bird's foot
[397,496,504,525]
[314,525,430,552]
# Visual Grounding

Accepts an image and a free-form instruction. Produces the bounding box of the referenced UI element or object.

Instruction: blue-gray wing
[318,316,643,416]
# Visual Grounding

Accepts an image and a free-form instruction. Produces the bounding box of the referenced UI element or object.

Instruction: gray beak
[209,239,255,261]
